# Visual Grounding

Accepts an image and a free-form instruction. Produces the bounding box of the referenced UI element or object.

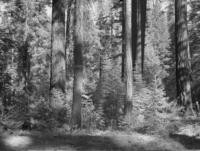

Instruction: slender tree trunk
[23,0,28,90]
[132,0,137,70]
[50,0,66,108]
[96,52,105,128]
[71,0,83,128]
[141,0,147,74]
[135,0,142,76]
[65,0,73,80]
[21,0,31,113]
[124,0,133,115]
[175,0,193,112]
[121,0,125,81]
[99,55,102,80]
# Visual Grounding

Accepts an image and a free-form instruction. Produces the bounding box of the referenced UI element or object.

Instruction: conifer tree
[175,0,193,112]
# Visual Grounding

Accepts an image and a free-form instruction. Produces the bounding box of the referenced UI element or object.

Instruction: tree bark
[132,0,137,70]
[141,0,147,74]
[71,0,84,128]
[124,0,133,115]
[135,0,142,76]
[65,0,73,80]
[175,0,193,111]
[121,0,125,81]
[50,0,66,107]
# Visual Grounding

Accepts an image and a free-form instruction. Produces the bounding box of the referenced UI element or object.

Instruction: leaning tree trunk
[50,0,66,108]
[124,0,133,115]
[71,0,84,129]
[175,0,193,112]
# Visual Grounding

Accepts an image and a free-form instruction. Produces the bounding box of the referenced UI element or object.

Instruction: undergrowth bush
[81,97,101,130]
[93,67,125,130]
[120,79,177,135]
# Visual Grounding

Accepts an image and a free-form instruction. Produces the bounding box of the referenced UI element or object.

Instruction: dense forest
[1,0,200,150]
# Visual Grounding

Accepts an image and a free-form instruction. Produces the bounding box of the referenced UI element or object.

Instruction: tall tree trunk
[175,0,193,112]
[65,0,73,80]
[16,0,31,91]
[71,0,83,128]
[95,52,105,128]
[50,0,66,108]
[141,0,147,74]
[135,0,142,77]
[16,0,31,113]
[23,0,30,93]
[121,2,125,81]
[124,0,133,115]
[132,0,137,70]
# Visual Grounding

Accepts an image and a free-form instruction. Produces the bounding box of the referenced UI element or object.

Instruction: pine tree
[175,0,193,112]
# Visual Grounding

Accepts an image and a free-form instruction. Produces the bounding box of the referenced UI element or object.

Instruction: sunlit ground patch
[3,135,32,149]
[27,147,77,151]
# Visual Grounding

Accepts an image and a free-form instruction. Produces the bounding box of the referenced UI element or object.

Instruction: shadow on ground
[170,133,200,150]
[0,132,185,151]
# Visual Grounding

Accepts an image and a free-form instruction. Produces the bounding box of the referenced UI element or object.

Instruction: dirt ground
[1,130,200,151]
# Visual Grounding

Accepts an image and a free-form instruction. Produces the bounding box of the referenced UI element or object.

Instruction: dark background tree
[175,0,193,113]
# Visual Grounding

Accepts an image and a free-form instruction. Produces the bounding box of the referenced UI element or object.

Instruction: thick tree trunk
[175,0,193,111]
[71,0,83,128]
[50,0,66,107]
[124,0,133,115]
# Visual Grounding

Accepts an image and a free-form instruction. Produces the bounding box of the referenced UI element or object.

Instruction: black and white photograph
[0,0,200,150]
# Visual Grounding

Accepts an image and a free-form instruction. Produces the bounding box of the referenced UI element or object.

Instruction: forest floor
[1,130,200,151]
